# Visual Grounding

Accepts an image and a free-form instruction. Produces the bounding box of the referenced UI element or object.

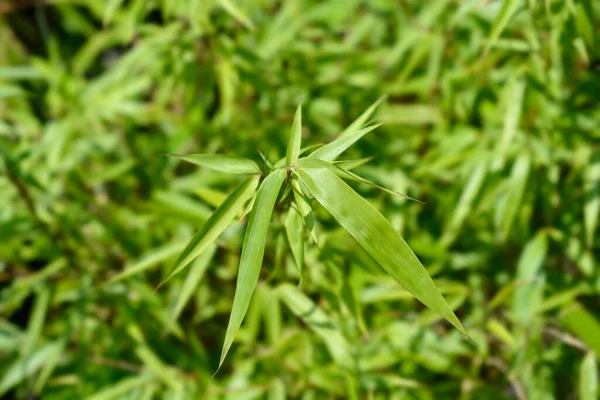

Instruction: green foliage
[1,0,600,399]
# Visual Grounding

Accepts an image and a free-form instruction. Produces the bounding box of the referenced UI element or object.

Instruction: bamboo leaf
[295,166,468,336]
[333,156,374,170]
[308,124,382,162]
[168,245,216,329]
[170,154,260,174]
[485,0,522,54]
[163,176,259,284]
[499,154,530,241]
[584,150,600,248]
[339,95,386,139]
[580,352,598,400]
[561,302,600,356]
[285,204,304,274]
[216,0,256,31]
[299,158,420,202]
[278,283,353,367]
[513,231,548,324]
[0,342,62,396]
[85,375,153,400]
[108,240,187,284]
[292,180,318,245]
[220,169,286,367]
[441,161,487,247]
[286,104,302,167]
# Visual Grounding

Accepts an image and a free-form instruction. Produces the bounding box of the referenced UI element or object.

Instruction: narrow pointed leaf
[285,204,304,274]
[220,169,286,367]
[108,241,187,284]
[85,375,153,400]
[278,283,353,367]
[580,352,598,400]
[216,0,256,31]
[163,176,259,284]
[308,124,382,162]
[0,342,61,396]
[295,166,467,336]
[274,143,325,168]
[339,95,386,139]
[168,245,216,329]
[513,231,548,324]
[238,193,256,223]
[584,150,600,247]
[485,0,521,54]
[285,104,302,166]
[299,158,420,202]
[441,161,487,247]
[333,156,374,170]
[292,180,318,244]
[561,302,600,356]
[170,153,260,174]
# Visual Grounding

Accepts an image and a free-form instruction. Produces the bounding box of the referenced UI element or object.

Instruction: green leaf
[163,175,259,284]
[85,375,153,400]
[441,161,487,246]
[135,346,184,397]
[220,169,286,367]
[584,150,600,247]
[285,204,304,274]
[561,302,600,356]
[494,78,526,168]
[168,245,217,329]
[216,0,256,31]
[103,0,125,25]
[580,352,598,400]
[170,153,260,174]
[274,143,325,168]
[485,0,522,53]
[299,158,420,202]
[0,342,62,396]
[513,231,548,324]
[333,156,374,170]
[308,124,382,162]
[22,286,50,358]
[107,240,187,284]
[295,166,467,336]
[338,95,386,139]
[286,104,302,167]
[278,283,353,367]
[292,180,318,244]
[499,154,530,241]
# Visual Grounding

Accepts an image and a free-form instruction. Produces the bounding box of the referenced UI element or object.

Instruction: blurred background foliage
[1,0,599,399]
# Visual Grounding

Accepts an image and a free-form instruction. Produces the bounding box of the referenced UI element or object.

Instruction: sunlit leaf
[170,153,260,174]
[309,124,382,162]
[278,283,353,367]
[580,352,598,400]
[285,204,304,274]
[163,175,259,284]
[220,169,286,367]
[286,104,302,167]
[295,166,468,336]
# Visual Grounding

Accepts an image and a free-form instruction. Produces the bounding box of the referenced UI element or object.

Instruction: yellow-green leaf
[164,176,259,284]
[286,104,302,166]
[170,153,260,174]
[220,169,286,367]
[295,166,467,336]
